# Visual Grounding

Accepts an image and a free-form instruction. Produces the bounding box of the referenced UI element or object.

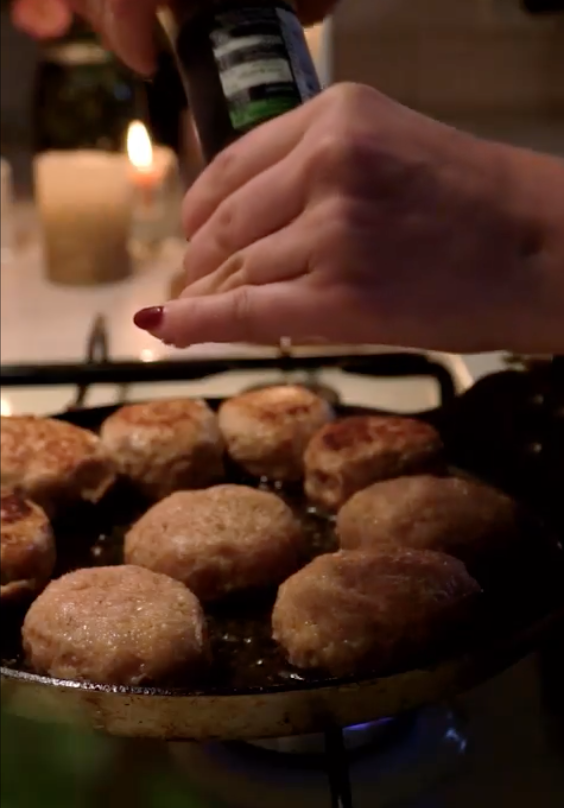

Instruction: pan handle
[325,727,354,808]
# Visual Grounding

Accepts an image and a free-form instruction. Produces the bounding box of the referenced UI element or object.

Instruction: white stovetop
[0,355,472,418]
[1,233,193,366]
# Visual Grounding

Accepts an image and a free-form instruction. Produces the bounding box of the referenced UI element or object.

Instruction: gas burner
[169,707,468,808]
[246,717,398,756]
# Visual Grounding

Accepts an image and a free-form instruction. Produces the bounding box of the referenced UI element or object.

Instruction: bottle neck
[60,18,97,43]
[42,41,112,67]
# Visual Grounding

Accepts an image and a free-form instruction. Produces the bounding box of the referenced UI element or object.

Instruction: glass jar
[32,26,138,153]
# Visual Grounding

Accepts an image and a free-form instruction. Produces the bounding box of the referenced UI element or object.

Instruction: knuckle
[229,286,256,342]
[307,194,360,260]
[305,130,368,194]
[305,132,349,181]
[210,145,240,188]
[325,82,371,114]
[324,195,361,228]
[211,199,237,243]
[305,110,371,188]
[215,251,249,293]
[182,145,240,237]
[222,250,247,279]
[212,200,238,253]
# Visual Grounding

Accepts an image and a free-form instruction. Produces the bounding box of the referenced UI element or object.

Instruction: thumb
[134,284,320,348]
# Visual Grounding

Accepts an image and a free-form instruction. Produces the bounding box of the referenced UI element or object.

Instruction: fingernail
[133,306,164,331]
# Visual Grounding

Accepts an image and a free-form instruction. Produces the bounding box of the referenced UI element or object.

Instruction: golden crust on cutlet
[1,488,55,603]
[218,385,334,481]
[272,546,480,677]
[22,565,209,686]
[337,474,521,575]
[304,415,444,511]
[1,415,116,514]
[100,398,224,499]
[125,484,304,601]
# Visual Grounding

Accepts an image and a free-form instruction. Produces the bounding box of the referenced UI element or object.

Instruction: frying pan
[1,391,563,742]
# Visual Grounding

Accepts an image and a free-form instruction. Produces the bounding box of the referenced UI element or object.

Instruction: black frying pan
[1,392,563,741]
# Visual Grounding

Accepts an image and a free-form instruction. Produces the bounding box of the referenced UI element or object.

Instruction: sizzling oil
[1,474,339,691]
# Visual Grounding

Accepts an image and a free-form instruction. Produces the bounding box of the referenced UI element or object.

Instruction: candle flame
[127,121,153,170]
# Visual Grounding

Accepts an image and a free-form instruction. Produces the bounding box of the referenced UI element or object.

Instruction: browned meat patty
[1,489,56,603]
[337,474,522,577]
[22,566,208,686]
[1,415,116,515]
[100,398,224,499]
[218,385,334,481]
[304,415,444,511]
[125,484,304,601]
[272,547,480,677]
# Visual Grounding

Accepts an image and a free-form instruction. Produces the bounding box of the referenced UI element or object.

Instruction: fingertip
[109,33,157,77]
[133,305,164,332]
[105,1,157,76]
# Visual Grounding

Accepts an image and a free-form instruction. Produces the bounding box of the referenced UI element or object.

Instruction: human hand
[11,0,72,40]
[11,0,338,75]
[11,0,159,73]
[134,83,538,354]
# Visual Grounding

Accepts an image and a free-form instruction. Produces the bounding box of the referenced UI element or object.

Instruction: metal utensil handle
[325,727,354,808]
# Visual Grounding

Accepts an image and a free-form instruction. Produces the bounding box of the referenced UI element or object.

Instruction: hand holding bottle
[12,0,337,74]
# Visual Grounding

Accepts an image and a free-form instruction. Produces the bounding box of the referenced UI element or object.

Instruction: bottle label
[209,4,321,132]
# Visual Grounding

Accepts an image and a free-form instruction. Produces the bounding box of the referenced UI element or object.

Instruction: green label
[229,96,299,129]
[210,4,320,133]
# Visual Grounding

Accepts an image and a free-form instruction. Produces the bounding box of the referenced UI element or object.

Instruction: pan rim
[3,595,563,701]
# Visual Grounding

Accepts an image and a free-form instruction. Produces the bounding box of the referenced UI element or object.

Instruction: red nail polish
[133,306,164,331]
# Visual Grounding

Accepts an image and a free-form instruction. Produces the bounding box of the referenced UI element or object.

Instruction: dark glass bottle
[32,21,138,153]
[522,1,564,12]
[162,0,321,163]
[145,40,188,154]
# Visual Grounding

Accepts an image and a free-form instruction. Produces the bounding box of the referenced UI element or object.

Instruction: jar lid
[43,42,112,67]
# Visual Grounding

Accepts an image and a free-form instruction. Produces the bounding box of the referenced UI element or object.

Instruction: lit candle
[34,151,132,286]
[127,121,181,247]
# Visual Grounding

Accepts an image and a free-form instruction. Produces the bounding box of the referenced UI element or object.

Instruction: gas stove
[1,319,562,808]
[0,314,471,415]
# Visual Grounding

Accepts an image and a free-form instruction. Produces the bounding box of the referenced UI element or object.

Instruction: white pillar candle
[34,150,132,286]
[127,121,182,247]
